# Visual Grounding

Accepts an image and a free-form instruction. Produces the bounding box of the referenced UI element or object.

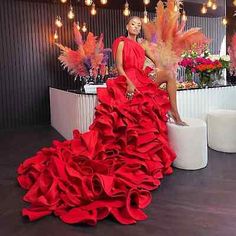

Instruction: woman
[117,16,186,125]
[17,16,176,225]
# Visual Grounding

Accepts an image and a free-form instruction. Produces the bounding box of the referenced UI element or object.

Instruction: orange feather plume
[55,25,111,78]
[83,32,97,56]
[143,0,210,71]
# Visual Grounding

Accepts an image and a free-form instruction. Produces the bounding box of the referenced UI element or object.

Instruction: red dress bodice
[112,37,147,86]
[114,37,145,70]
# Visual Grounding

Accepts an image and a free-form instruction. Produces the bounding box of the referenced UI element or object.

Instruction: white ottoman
[167,118,208,170]
[207,109,236,153]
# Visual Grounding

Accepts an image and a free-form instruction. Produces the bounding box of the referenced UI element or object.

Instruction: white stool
[207,109,236,153]
[167,118,208,170]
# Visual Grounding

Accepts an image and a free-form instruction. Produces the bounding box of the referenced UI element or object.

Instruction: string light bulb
[143,0,150,5]
[123,1,130,16]
[60,0,67,3]
[174,4,179,12]
[222,17,228,25]
[206,0,213,8]
[76,21,80,31]
[91,3,97,15]
[68,5,75,19]
[85,0,93,6]
[233,0,236,7]
[82,22,87,32]
[55,16,63,28]
[100,0,108,4]
[222,0,227,25]
[211,2,217,10]
[201,3,207,14]
[54,30,58,40]
[181,10,187,21]
[143,7,149,23]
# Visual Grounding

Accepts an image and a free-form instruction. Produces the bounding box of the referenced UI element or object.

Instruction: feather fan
[55,23,111,78]
[143,0,210,70]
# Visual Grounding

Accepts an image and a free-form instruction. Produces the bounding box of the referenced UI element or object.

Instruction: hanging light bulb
[85,0,93,6]
[60,0,67,3]
[55,16,63,28]
[82,22,87,32]
[181,10,187,21]
[201,3,207,14]
[143,7,149,23]
[76,21,80,31]
[91,3,97,15]
[123,1,130,16]
[143,0,150,5]
[233,0,236,7]
[206,0,213,8]
[222,17,228,25]
[54,30,58,40]
[68,5,75,19]
[174,4,179,12]
[100,0,108,4]
[211,2,217,10]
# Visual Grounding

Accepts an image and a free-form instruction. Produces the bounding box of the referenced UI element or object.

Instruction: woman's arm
[115,41,136,95]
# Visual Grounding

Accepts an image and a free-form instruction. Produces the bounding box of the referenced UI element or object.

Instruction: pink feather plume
[55,26,110,78]
[143,0,210,71]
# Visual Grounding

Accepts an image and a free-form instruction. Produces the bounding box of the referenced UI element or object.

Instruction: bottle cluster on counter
[76,66,119,93]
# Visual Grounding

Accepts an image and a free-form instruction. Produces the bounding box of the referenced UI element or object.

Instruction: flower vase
[216,69,226,86]
[199,72,212,88]
[185,69,193,82]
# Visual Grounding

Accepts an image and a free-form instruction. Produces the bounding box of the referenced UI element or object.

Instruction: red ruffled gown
[17,37,176,225]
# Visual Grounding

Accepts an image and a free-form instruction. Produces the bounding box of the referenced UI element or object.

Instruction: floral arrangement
[56,23,111,78]
[179,48,230,87]
[180,56,228,74]
[142,0,209,71]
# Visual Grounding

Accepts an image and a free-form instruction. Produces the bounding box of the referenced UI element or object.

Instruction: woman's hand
[126,80,136,100]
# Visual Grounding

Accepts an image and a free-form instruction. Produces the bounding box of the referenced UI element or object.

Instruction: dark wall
[0,0,228,129]
[0,0,136,129]
[226,2,236,84]
[226,4,236,46]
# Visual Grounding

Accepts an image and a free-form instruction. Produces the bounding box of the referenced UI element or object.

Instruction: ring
[126,92,134,98]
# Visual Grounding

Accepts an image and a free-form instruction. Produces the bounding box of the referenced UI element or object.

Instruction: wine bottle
[96,68,104,84]
[88,69,95,85]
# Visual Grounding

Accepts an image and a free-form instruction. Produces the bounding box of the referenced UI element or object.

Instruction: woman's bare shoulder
[117,40,124,49]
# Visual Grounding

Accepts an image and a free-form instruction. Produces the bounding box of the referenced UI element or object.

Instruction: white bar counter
[50,86,236,140]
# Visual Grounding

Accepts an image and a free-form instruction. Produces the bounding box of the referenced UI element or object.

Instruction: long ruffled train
[17,75,175,225]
